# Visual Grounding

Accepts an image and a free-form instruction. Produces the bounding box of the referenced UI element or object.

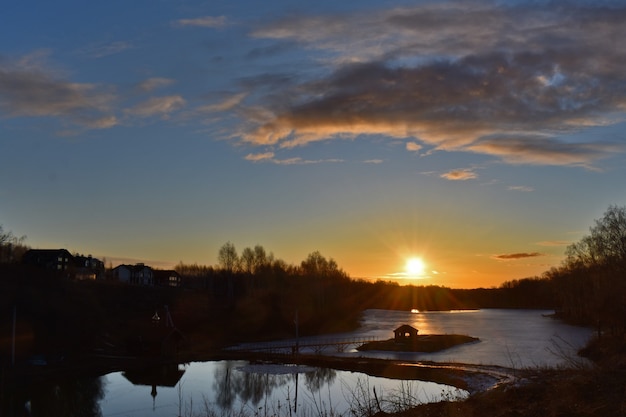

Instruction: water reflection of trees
[303,367,336,392]
[14,376,105,417]
[213,361,237,410]
[211,362,337,413]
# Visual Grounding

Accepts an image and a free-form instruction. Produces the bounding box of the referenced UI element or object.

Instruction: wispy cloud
[137,77,175,93]
[245,152,275,162]
[238,1,626,168]
[508,185,534,192]
[245,151,343,165]
[493,252,543,260]
[0,53,117,129]
[440,169,477,181]
[198,92,247,113]
[79,40,133,58]
[174,16,227,28]
[467,137,621,169]
[126,96,186,118]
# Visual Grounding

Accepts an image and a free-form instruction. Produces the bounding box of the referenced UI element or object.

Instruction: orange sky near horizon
[97,228,569,289]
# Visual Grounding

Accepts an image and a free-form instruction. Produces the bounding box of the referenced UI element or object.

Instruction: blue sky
[2,0,626,287]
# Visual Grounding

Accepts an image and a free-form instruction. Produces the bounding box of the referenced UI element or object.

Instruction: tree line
[544,205,626,337]
[3,204,625,341]
[172,204,626,339]
[171,242,557,338]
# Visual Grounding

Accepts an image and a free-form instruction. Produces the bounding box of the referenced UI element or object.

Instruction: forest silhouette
[1,205,626,364]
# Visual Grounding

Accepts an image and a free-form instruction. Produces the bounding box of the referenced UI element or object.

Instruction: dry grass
[392,367,626,417]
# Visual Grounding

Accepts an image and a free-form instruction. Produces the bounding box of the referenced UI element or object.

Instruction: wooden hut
[394,324,419,341]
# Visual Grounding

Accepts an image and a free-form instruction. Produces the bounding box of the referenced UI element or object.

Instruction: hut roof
[394,324,418,333]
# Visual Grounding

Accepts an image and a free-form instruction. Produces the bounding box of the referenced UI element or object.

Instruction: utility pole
[11,305,16,366]
[294,309,299,356]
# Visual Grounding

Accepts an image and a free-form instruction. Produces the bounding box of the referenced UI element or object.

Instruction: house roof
[23,248,72,258]
[113,263,153,272]
[22,249,73,266]
[394,324,419,333]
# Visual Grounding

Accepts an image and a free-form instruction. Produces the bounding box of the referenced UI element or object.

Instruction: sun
[405,257,426,276]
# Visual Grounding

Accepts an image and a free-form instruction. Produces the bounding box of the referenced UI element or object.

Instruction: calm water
[298,309,595,368]
[15,309,594,416]
[99,361,466,417]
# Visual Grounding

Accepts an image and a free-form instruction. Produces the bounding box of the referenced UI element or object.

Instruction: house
[394,324,419,341]
[22,249,73,271]
[22,249,105,281]
[73,254,105,280]
[153,270,181,287]
[112,263,154,286]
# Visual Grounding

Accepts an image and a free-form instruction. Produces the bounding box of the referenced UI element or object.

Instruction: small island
[357,324,479,353]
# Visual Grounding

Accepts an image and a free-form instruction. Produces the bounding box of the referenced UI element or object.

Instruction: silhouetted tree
[0,224,27,263]
[253,245,268,269]
[556,205,626,335]
[217,241,239,273]
[240,247,255,274]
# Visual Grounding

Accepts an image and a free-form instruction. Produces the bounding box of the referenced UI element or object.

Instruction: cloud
[406,142,422,152]
[364,159,383,164]
[245,152,274,162]
[493,252,543,260]
[467,136,622,169]
[440,169,477,181]
[198,92,247,113]
[175,16,227,28]
[508,185,534,192]
[244,151,342,165]
[276,157,344,165]
[137,77,175,92]
[237,2,626,168]
[0,53,117,129]
[79,41,133,58]
[126,95,186,118]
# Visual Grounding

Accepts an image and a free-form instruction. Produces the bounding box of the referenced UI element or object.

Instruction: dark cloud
[246,42,298,60]
[239,1,626,167]
[468,136,622,168]
[0,57,117,129]
[493,252,543,260]
[238,73,297,91]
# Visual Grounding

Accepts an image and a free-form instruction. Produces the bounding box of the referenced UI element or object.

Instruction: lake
[99,361,466,417]
[289,309,595,368]
[15,309,594,416]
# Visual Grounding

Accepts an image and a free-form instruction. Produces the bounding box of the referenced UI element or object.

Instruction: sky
[2,0,626,288]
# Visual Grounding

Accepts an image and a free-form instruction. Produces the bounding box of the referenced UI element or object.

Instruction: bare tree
[240,247,255,274]
[253,245,269,272]
[0,224,27,263]
[562,205,626,335]
[217,242,239,273]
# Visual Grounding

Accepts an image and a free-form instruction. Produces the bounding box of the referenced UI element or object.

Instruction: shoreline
[357,334,480,353]
[2,348,519,396]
